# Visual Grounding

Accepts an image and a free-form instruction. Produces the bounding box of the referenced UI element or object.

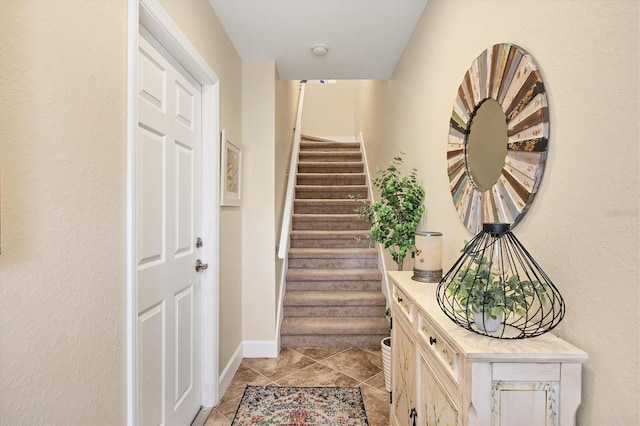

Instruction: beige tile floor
[204,347,390,426]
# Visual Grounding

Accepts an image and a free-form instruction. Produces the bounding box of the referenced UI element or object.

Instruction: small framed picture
[220,129,242,206]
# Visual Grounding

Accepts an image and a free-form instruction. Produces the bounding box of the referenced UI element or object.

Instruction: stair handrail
[277,81,306,260]
[358,131,391,305]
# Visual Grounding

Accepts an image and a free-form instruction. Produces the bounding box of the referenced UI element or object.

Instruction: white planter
[472,310,503,333]
[381,337,391,392]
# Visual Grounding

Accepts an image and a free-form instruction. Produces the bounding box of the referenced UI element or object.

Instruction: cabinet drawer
[393,286,414,323]
[418,313,460,383]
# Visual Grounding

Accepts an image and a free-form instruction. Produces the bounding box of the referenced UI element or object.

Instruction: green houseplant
[446,256,549,332]
[354,154,425,271]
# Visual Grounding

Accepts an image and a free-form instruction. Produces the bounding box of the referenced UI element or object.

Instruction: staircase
[281,136,389,347]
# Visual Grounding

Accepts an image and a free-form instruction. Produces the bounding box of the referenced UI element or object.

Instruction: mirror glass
[466,99,508,192]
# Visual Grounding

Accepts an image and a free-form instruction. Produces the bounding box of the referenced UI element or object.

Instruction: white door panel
[137,27,202,426]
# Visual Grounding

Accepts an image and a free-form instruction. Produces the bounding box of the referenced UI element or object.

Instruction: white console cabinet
[388,271,587,426]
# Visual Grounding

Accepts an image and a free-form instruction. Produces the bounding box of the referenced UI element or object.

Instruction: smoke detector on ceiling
[311,44,329,56]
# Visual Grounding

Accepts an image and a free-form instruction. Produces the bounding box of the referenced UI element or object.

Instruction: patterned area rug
[231,385,369,425]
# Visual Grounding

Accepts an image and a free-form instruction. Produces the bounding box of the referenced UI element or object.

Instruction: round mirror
[466,99,508,192]
[447,43,549,234]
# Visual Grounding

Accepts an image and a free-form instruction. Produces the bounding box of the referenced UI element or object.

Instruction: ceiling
[208,0,428,80]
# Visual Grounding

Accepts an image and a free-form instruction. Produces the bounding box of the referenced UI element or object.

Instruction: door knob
[195,259,208,272]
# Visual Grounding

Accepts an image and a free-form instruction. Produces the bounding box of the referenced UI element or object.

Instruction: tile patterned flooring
[204,347,390,425]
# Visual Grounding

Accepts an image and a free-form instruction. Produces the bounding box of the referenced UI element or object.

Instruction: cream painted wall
[302,81,357,137]
[0,1,127,424]
[380,1,639,424]
[241,62,278,342]
[0,0,245,423]
[353,80,388,181]
[156,0,244,372]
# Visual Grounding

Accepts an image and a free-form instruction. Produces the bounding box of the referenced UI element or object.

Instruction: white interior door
[136,27,203,426]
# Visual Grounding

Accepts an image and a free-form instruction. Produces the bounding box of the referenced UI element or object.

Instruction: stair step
[296,173,366,186]
[298,162,364,174]
[284,305,384,317]
[289,248,377,258]
[290,230,369,248]
[280,317,389,347]
[281,316,389,335]
[295,185,367,199]
[299,152,362,162]
[288,248,377,269]
[285,268,382,291]
[300,141,361,151]
[284,290,385,306]
[292,214,370,231]
[294,200,363,215]
[281,334,388,348]
[286,268,381,281]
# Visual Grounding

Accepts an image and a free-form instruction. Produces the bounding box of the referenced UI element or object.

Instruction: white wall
[380,1,639,424]
[241,62,278,348]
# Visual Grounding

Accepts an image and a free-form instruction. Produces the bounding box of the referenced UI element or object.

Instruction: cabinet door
[491,381,559,426]
[490,363,560,425]
[419,349,461,426]
[392,317,417,426]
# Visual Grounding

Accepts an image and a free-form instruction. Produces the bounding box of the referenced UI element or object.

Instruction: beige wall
[353,80,388,182]
[380,1,639,424]
[0,1,127,423]
[0,0,244,423]
[302,81,357,137]
[241,62,278,342]
[156,0,244,374]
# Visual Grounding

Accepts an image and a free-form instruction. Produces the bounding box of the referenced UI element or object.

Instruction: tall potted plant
[355,154,425,270]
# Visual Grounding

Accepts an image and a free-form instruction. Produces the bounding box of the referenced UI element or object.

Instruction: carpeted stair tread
[292,215,370,231]
[296,173,366,185]
[300,141,360,151]
[290,230,368,239]
[289,230,368,248]
[292,214,365,222]
[299,151,362,162]
[295,185,368,191]
[295,186,367,200]
[288,248,377,258]
[284,290,386,307]
[280,334,387,347]
[285,280,381,292]
[281,316,389,335]
[294,200,363,215]
[298,162,364,173]
[286,268,382,281]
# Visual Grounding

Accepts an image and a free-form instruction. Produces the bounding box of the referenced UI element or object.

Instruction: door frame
[126,0,220,423]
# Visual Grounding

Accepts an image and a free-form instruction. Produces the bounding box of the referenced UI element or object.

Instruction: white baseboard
[218,340,280,398]
[243,340,279,358]
[218,343,243,399]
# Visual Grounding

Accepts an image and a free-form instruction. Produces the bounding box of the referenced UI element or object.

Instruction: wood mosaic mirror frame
[447,43,549,234]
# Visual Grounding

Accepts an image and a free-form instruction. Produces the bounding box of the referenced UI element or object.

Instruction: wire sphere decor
[436,223,565,339]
